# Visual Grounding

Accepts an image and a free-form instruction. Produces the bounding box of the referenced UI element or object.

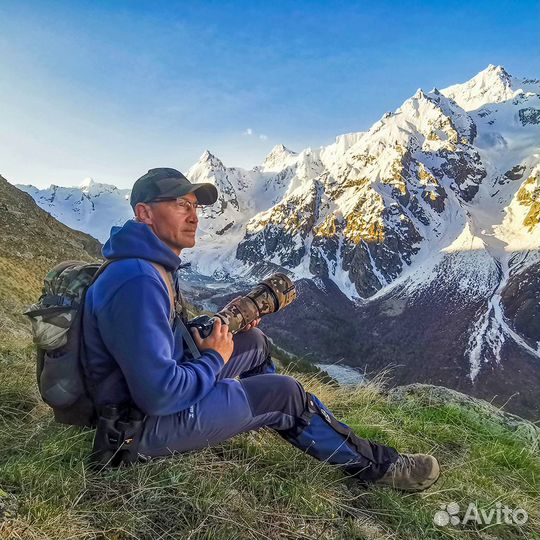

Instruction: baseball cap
[129,167,218,209]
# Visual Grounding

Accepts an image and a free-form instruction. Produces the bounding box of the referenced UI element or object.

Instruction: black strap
[88,259,117,286]
[79,259,120,408]
[177,318,202,359]
[41,294,74,307]
[170,271,199,358]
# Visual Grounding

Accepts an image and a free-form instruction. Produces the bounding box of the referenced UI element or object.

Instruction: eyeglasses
[149,197,207,213]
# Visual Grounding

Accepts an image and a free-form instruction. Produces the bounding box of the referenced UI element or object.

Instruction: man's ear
[134,203,153,225]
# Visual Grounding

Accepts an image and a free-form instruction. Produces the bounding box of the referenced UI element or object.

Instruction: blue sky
[0,0,537,189]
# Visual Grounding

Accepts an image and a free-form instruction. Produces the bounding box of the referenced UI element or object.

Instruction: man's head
[131,167,218,255]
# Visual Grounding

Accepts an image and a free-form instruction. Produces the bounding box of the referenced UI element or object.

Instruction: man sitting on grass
[82,167,440,491]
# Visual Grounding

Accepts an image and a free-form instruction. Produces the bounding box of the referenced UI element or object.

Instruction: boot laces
[388,454,416,476]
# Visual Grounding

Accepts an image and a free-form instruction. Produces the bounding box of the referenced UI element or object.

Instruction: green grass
[0,343,538,540]
[268,341,336,385]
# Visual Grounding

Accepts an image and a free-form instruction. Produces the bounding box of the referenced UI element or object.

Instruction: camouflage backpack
[24,259,188,428]
[24,260,114,427]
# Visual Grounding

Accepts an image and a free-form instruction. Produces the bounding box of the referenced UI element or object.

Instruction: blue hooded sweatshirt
[82,219,224,416]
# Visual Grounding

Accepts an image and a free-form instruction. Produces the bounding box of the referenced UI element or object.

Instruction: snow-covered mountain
[188,65,538,287]
[17,178,132,242]
[17,65,540,418]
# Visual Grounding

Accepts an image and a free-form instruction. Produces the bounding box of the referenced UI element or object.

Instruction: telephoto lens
[188,272,296,337]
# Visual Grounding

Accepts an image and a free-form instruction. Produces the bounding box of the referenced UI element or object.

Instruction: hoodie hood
[102,219,182,271]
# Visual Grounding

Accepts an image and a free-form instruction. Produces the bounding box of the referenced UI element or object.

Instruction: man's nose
[187,210,198,224]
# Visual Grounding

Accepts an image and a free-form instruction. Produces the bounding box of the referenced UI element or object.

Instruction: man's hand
[241,318,261,332]
[190,318,234,364]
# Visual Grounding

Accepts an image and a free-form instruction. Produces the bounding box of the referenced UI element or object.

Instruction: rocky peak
[79,177,95,192]
[262,144,298,171]
[77,177,119,197]
[440,64,520,111]
[413,88,427,100]
[199,150,225,170]
[484,64,512,83]
[267,143,294,156]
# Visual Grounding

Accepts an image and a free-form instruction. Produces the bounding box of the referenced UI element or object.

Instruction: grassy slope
[0,176,102,345]
[0,343,538,540]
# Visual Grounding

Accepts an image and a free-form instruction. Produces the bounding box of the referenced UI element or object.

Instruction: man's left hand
[241,318,261,332]
[224,296,260,332]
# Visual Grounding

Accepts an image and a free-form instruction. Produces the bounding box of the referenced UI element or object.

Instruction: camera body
[186,314,215,339]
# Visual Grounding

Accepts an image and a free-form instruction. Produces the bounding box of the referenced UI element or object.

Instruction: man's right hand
[190,317,234,364]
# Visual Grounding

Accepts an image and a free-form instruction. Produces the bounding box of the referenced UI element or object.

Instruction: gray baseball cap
[130,167,218,209]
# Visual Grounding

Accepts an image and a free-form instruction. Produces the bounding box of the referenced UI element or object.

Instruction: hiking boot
[373,453,440,492]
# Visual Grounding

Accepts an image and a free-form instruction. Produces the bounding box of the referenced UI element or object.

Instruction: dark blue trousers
[139,328,398,481]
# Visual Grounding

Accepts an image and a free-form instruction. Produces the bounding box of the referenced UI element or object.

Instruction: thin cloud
[244,128,268,141]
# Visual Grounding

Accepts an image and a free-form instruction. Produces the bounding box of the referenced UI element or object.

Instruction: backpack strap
[90,259,117,286]
[150,262,201,360]
[150,262,176,322]
[79,260,118,364]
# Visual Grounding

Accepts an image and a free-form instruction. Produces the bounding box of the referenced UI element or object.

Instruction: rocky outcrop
[387,384,540,443]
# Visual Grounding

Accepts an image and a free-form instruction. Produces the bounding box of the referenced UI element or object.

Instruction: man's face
[139,192,199,255]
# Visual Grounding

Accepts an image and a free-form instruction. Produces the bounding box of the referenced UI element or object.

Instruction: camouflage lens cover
[215,272,297,334]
